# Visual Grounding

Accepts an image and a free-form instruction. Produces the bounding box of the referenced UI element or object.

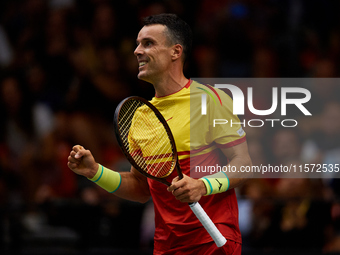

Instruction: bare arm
[219,141,253,190]
[117,167,151,203]
[168,141,252,203]
[68,145,151,203]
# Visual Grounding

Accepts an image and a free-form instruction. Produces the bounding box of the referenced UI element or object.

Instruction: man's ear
[171,44,183,61]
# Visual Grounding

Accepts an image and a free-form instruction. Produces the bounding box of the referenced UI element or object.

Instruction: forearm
[220,143,252,190]
[224,154,252,190]
[200,143,253,196]
[113,171,151,203]
[89,165,151,203]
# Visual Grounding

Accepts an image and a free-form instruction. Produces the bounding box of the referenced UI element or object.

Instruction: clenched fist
[67,145,98,179]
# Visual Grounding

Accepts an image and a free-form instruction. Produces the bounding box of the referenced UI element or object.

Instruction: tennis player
[68,13,252,254]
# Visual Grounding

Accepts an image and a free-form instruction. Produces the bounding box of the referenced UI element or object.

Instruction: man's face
[134,24,173,84]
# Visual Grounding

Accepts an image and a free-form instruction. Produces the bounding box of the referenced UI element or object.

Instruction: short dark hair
[143,13,192,62]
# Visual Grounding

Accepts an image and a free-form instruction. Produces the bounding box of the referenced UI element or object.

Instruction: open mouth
[139,61,147,68]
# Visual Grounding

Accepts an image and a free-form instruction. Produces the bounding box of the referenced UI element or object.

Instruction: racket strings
[118,100,174,178]
[133,111,173,177]
[130,123,171,178]
[119,101,150,171]
[129,107,173,177]
[120,101,146,152]
[119,101,142,138]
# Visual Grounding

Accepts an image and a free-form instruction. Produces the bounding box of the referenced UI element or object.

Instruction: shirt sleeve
[208,87,246,148]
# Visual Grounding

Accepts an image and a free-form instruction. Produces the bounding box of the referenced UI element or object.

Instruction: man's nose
[134,44,143,56]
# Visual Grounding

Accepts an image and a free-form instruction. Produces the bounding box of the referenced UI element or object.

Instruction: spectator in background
[91,3,119,47]
[271,129,302,166]
[25,63,55,139]
[0,75,37,202]
[274,177,331,252]
[301,101,340,177]
[0,25,13,67]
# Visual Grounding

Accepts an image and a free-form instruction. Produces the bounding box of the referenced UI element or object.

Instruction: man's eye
[145,41,152,46]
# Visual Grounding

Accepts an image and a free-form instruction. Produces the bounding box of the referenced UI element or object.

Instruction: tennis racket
[113,96,227,247]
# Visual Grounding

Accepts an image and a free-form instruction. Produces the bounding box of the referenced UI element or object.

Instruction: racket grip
[189,202,227,247]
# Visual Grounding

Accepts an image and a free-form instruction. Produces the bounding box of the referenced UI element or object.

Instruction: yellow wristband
[200,171,229,195]
[89,164,121,193]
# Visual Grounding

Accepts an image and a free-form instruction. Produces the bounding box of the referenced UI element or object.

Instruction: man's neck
[153,74,189,97]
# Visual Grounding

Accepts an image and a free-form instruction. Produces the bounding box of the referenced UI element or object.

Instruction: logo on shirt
[237,127,245,137]
[197,85,222,115]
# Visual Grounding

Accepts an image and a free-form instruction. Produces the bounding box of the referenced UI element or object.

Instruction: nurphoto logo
[199,82,312,128]
[197,85,222,115]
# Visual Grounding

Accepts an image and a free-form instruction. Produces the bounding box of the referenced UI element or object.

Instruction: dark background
[0,0,340,254]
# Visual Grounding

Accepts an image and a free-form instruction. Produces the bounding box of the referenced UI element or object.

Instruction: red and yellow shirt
[131,80,246,253]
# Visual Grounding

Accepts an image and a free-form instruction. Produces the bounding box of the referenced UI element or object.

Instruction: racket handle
[189,202,227,247]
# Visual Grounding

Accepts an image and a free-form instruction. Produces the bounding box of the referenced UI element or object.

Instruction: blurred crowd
[0,0,340,254]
